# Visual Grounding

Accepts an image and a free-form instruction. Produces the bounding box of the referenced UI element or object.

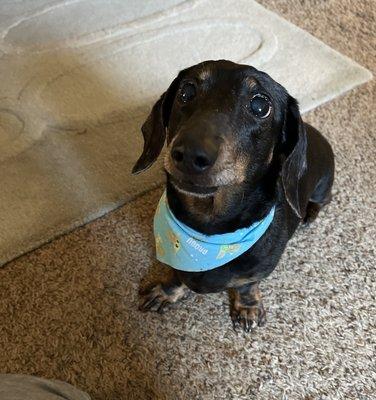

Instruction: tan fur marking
[249,284,262,302]
[233,283,262,309]
[229,277,257,288]
[145,282,187,304]
[245,76,257,89]
[232,285,266,330]
[198,68,211,81]
[267,146,274,164]
[168,284,187,302]
[139,280,188,313]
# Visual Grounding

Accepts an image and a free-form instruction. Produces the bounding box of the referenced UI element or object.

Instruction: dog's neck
[166,169,279,235]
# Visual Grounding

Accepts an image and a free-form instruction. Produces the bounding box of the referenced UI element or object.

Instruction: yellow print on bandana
[216,244,241,259]
[167,230,181,253]
[155,234,165,257]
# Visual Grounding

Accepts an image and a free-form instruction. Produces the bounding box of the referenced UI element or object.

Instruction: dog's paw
[139,283,186,314]
[230,301,266,333]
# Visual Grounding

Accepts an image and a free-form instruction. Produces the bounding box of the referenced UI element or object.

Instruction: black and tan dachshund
[133,60,334,332]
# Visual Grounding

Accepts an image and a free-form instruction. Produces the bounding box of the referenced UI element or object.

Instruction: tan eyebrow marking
[244,76,257,89]
[198,68,212,81]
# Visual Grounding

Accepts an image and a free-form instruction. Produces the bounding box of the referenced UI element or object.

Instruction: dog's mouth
[169,176,218,197]
[164,152,244,197]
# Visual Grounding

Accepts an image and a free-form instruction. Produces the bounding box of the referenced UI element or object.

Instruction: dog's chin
[169,177,218,198]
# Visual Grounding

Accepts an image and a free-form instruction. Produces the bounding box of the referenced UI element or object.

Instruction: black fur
[134,60,335,325]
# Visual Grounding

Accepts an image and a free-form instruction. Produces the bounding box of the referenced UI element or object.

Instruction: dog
[132,60,334,332]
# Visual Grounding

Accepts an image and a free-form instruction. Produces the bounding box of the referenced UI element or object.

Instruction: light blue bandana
[154,192,275,272]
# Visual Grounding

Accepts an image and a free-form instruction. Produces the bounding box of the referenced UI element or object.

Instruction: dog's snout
[171,136,219,174]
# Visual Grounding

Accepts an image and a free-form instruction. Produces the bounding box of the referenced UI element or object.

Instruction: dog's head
[132,60,307,218]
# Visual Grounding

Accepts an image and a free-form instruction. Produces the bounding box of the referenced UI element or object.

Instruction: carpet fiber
[0,0,371,267]
[0,1,375,399]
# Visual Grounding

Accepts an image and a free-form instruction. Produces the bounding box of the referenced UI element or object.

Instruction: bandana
[153,191,275,272]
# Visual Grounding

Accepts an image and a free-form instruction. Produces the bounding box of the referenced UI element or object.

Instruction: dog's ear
[132,75,182,174]
[281,96,308,218]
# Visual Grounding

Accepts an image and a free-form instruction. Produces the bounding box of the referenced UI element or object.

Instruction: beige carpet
[0,0,371,267]
[0,1,375,399]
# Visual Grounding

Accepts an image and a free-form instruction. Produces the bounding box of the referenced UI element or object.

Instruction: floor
[0,1,375,399]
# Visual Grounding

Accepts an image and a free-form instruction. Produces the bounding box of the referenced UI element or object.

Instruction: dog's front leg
[139,270,188,314]
[230,282,266,332]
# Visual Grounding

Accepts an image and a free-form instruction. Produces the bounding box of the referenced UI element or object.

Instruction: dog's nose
[171,138,218,174]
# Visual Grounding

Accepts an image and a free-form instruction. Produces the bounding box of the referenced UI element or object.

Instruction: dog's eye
[249,94,271,118]
[179,82,196,103]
